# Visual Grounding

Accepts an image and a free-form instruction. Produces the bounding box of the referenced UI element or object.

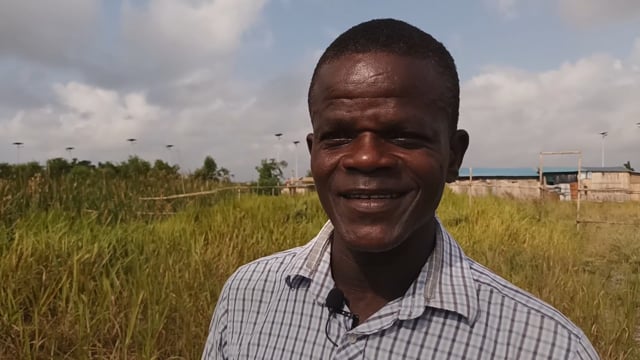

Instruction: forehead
[310,52,448,114]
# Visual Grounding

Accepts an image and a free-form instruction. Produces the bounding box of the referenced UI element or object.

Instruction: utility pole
[599,131,608,167]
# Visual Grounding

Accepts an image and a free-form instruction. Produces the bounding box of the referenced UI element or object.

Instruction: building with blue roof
[450,166,640,202]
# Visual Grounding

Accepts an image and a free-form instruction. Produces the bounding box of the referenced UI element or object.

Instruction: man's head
[307,19,469,253]
[308,18,460,132]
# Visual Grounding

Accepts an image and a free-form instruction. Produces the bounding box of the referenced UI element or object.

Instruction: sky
[1,0,639,181]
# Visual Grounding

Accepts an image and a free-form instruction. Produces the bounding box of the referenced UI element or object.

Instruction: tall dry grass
[0,180,638,359]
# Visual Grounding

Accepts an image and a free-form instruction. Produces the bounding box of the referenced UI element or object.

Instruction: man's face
[307,52,468,253]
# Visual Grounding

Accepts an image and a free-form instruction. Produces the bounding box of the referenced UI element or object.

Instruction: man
[203,19,599,359]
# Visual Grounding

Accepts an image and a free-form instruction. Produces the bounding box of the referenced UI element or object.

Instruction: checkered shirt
[202,219,600,359]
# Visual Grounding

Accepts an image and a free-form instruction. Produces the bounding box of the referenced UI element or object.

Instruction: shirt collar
[284,218,479,326]
[284,221,334,301]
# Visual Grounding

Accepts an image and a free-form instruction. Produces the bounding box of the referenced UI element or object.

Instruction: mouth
[340,192,404,200]
[338,188,409,200]
[336,189,409,214]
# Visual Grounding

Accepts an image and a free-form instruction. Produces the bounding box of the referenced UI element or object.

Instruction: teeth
[345,194,398,199]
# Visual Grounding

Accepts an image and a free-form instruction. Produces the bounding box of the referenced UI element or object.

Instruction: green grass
[0,187,638,359]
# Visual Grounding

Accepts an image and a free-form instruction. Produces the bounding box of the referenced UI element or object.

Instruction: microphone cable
[324,288,359,347]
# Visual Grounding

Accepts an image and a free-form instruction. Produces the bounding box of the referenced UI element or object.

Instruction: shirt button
[347,334,359,344]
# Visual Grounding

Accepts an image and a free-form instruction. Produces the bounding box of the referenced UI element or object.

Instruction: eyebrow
[313,113,446,136]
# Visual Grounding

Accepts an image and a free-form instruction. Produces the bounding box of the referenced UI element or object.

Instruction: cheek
[309,155,325,179]
[408,152,447,176]
[406,157,448,200]
[311,152,340,177]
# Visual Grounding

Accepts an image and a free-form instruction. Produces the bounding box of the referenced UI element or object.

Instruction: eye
[319,131,353,148]
[388,133,430,149]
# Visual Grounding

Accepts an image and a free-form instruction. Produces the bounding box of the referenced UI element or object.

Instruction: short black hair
[308,18,460,130]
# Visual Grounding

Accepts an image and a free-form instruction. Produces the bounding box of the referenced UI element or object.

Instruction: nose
[341,132,398,173]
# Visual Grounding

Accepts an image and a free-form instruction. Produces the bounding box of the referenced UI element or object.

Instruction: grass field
[1,178,639,359]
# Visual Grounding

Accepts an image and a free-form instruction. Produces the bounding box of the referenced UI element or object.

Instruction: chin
[336,224,408,253]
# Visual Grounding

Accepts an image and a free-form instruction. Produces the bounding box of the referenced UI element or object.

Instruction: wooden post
[538,150,583,228]
[577,155,582,230]
[538,153,544,200]
[468,167,473,205]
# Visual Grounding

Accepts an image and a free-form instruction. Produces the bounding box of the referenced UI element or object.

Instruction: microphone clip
[325,288,360,330]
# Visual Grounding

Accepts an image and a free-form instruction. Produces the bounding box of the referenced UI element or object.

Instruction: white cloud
[0,0,288,180]
[3,0,636,181]
[53,82,161,141]
[0,82,165,162]
[120,0,267,80]
[0,67,313,180]
[557,0,640,27]
[461,38,640,169]
[0,0,269,91]
[4,36,640,179]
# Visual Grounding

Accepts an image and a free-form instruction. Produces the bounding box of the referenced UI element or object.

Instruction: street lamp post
[599,131,608,167]
[65,146,75,160]
[12,142,23,164]
[274,133,283,163]
[293,140,300,179]
[165,144,174,163]
[126,138,137,157]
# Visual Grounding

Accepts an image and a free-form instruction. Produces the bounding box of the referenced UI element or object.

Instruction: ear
[306,133,314,154]
[446,129,469,183]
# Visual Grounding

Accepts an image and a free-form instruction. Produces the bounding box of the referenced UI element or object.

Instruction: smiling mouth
[340,191,406,200]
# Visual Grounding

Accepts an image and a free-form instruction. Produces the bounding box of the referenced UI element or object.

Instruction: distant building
[579,167,640,202]
[450,168,540,199]
[281,177,316,195]
[449,166,640,202]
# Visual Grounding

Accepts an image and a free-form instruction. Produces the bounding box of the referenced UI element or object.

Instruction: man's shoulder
[222,245,306,293]
[467,257,590,341]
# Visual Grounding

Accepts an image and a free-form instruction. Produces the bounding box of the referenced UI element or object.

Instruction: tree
[623,161,635,172]
[70,164,93,179]
[216,166,232,183]
[97,161,120,178]
[14,161,43,180]
[46,157,72,178]
[74,160,95,169]
[255,158,287,195]
[0,163,13,179]
[193,156,232,182]
[193,156,219,181]
[119,156,151,178]
[153,159,180,177]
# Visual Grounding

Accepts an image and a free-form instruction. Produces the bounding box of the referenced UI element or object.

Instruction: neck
[330,218,437,321]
